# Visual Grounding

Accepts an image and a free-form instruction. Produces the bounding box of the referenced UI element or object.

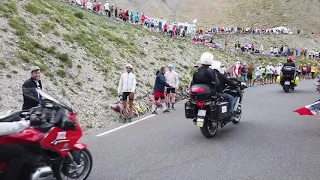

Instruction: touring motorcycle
[185,78,247,138]
[0,88,92,180]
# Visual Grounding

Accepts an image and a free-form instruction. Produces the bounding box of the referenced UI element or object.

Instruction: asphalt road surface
[83,80,320,180]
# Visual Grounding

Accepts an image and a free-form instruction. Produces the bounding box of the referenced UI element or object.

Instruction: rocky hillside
[100,0,320,34]
[0,0,234,133]
[0,0,317,134]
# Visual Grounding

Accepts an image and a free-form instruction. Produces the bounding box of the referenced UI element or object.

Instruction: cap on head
[200,52,214,66]
[31,66,40,73]
[168,64,174,68]
[126,63,133,69]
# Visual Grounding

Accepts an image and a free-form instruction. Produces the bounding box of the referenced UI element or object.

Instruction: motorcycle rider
[0,117,37,180]
[280,56,296,84]
[190,52,238,120]
[211,60,239,120]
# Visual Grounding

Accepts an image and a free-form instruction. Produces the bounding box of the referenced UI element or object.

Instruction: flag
[294,100,320,116]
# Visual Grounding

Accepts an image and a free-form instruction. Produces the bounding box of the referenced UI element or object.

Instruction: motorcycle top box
[189,84,214,101]
[282,66,295,75]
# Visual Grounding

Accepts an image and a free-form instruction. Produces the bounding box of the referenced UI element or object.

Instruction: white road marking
[96,114,156,137]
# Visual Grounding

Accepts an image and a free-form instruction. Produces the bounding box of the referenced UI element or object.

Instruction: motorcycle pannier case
[189,84,213,101]
[214,102,229,121]
[185,100,197,119]
[282,66,295,76]
[276,76,281,83]
[295,76,300,85]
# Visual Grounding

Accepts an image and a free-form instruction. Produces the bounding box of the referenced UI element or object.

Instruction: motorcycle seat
[0,111,21,122]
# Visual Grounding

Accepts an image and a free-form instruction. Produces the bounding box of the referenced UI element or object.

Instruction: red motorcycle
[0,88,92,180]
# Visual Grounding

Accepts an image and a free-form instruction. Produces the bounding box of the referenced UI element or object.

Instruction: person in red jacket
[122,9,127,22]
[163,23,168,34]
[172,25,176,38]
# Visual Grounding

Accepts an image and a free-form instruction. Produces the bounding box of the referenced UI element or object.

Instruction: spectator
[247,64,254,87]
[165,64,179,109]
[117,64,137,123]
[85,1,92,10]
[122,9,127,22]
[151,67,171,114]
[126,9,129,21]
[22,66,42,110]
[134,12,139,24]
[114,6,118,18]
[240,63,247,83]
[130,10,134,23]
[260,44,264,54]
[110,4,114,17]
[104,1,110,17]
[275,63,282,82]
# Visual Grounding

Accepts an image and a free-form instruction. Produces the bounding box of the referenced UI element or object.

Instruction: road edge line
[96,114,156,137]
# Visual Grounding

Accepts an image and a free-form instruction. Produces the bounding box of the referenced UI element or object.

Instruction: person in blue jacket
[151,67,172,114]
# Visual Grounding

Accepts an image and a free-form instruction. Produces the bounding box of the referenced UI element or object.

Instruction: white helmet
[126,63,133,69]
[211,60,222,72]
[200,52,214,66]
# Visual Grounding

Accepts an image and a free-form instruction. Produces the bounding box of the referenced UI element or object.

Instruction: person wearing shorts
[266,63,273,84]
[118,64,136,123]
[151,67,171,114]
[302,65,307,79]
[255,66,263,85]
[247,64,254,87]
[261,65,266,84]
[165,64,179,109]
[306,63,311,79]
[275,63,282,83]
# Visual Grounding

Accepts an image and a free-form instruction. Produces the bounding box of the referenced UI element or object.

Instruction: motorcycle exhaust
[31,166,54,180]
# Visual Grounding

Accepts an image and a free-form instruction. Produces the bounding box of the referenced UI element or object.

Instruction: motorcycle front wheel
[53,148,93,180]
[200,119,218,138]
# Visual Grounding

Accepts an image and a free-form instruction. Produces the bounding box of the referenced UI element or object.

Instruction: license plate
[197,110,206,116]
[196,118,204,127]
[284,81,290,85]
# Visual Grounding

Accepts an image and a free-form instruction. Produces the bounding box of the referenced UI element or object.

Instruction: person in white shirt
[76,0,81,6]
[164,64,179,109]
[104,1,110,16]
[118,64,137,123]
[220,64,227,76]
[265,63,274,84]
[260,44,263,54]
[255,66,263,85]
[275,63,282,83]
[86,1,92,10]
[269,63,275,83]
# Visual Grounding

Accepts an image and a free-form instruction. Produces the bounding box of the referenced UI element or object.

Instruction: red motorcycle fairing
[73,143,87,150]
[0,127,45,144]
[40,125,83,158]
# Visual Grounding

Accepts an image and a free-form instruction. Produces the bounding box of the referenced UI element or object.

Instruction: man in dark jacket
[151,67,171,114]
[280,56,296,84]
[22,66,42,110]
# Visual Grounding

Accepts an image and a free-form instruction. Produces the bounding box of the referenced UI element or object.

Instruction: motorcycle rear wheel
[53,148,93,180]
[283,85,290,93]
[200,119,218,138]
